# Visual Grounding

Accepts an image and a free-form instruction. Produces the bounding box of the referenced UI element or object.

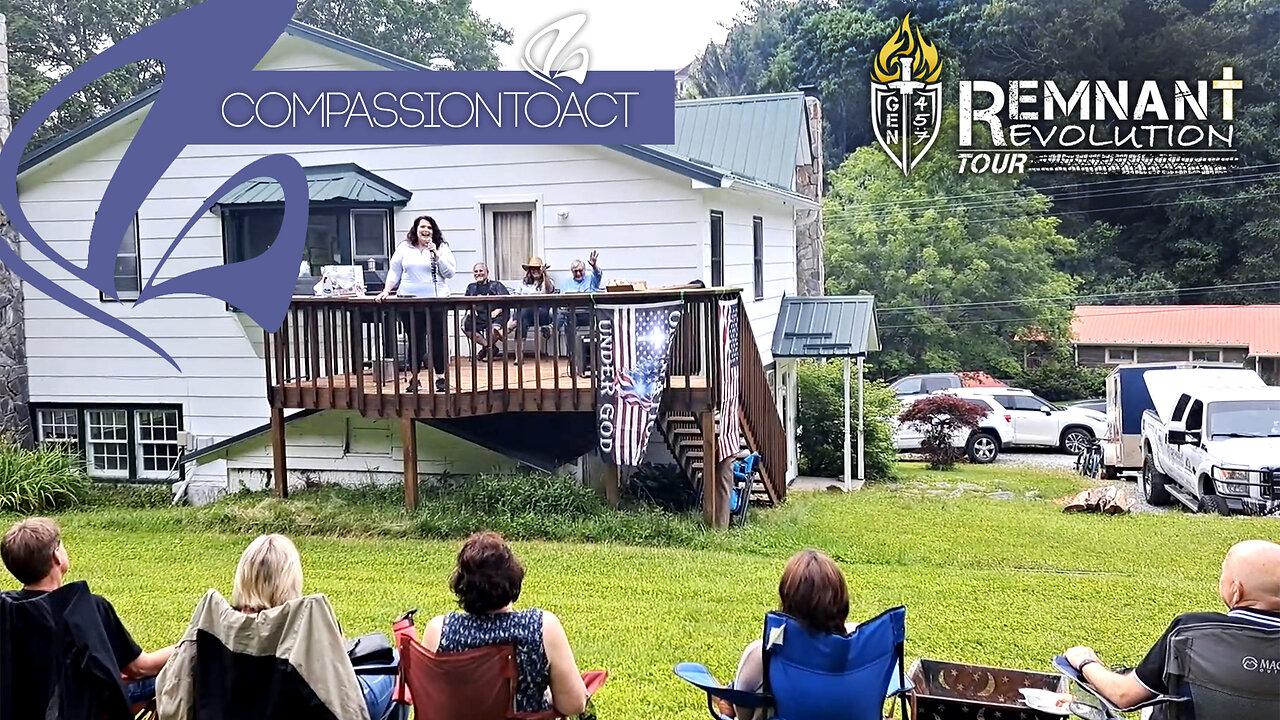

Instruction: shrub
[899,395,988,470]
[1015,361,1108,402]
[625,462,697,511]
[0,440,90,513]
[796,360,899,482]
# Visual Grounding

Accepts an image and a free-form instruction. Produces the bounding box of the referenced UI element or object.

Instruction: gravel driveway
[995,449,1078,471]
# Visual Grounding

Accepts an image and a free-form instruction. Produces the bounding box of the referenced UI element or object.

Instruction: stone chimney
[794,89,824,296]
[0,13,33,448]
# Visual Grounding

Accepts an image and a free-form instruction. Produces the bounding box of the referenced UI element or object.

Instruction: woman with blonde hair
[157,534,396,720]
[231,533,303,613]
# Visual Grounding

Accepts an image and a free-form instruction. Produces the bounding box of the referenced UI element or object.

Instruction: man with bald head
[1064,539,1280,713]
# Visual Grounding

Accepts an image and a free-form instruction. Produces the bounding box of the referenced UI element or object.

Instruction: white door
[997,394,1060,446]
[776,362,799,481]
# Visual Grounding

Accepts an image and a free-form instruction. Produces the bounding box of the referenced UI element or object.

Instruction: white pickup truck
[1140,374,1280,516]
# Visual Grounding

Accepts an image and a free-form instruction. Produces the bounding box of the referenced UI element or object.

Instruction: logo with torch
[871,15,942,175]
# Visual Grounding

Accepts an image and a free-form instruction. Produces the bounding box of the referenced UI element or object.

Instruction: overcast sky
[467,0,749,71]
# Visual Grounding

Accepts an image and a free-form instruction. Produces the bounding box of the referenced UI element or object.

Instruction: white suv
[893,390,1015,464]
[964,387,1107,454]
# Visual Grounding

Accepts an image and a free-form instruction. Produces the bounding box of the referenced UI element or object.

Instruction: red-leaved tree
[899,395,988,470]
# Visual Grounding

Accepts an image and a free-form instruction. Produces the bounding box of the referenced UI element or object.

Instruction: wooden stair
[658,411,776,506]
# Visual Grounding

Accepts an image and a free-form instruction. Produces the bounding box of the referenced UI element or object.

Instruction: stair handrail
[734,299,787,503]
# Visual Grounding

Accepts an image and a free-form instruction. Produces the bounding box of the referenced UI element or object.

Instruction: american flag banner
[716,298,742,462]
[594,300,684,466]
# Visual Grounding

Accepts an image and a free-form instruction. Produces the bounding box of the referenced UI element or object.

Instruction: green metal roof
[772,295,881,358]
[215,162,412,207]
[649,92,810,192]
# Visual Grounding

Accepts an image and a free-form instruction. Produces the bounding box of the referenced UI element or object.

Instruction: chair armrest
[887,671,915,697]
[674,663,770,708]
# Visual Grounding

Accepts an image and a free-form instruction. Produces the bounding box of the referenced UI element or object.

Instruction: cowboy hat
[522,256,548,270]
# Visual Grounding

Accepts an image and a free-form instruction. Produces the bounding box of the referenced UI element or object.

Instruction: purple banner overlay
[202,72,674,144]
[0,0,678,370]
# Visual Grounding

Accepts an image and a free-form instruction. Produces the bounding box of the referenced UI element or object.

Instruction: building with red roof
[1071,305,1280,384]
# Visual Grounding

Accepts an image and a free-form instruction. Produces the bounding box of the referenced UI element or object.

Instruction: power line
[877,301,1280,331]
[877,280,1280,313]
[839,163,1280,212]
[822,172,1280,224]
[820,186,1280,231]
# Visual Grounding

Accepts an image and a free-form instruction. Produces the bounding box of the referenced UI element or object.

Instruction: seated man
[1,517,175,707]
[462,262,509,360]
[555,251,603,348]
[1063,539,1280,717]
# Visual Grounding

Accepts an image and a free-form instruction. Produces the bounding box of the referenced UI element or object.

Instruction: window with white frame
[483,203,536,282]
[102,213,141,302]
[86,409,131,478]
[35,406,183,481]
[36,409,79,451]
[136,409,182,479]
[1105,347,1136,364]
[1190,348,1222,362]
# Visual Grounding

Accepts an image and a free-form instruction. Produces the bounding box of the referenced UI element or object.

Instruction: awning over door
[771,295,880,359]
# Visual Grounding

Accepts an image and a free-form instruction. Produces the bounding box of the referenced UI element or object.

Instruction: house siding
[700,189,798,367]
[17,32,800,500]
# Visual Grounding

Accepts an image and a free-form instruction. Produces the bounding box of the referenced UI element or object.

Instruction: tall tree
[825,113,1079,379]
[0,0,512,146]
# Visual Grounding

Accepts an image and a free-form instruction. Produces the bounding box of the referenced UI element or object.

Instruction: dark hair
[2,517,62,585]
[778,549,849,635]
[449,531,525,614]
[405,215,445,248]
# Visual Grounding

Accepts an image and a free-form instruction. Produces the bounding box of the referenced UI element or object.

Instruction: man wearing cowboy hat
[508,256,557,339]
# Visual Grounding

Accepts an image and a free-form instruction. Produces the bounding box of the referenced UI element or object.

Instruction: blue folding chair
[729,452,762,526]
[675,606,914,720]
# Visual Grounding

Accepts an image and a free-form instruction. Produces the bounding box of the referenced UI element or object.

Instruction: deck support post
[603,464,621,509]
[701,410,718,526]
[402,417,419,512]
[270,407,287,499]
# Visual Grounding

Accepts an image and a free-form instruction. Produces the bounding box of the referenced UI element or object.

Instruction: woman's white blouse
[387,242,456,297]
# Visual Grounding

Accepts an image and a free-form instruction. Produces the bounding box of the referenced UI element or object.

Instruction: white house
[15,22,819,504]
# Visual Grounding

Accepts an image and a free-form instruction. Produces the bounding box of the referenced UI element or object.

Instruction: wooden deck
[264,291,788,517]
[272,357,711,419]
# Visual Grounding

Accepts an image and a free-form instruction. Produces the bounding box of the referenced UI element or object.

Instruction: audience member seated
[1063,539,1280,718]
[509,256,558,343]
[721,549,860,720]
[463,262,510,360]
[420,531,589,717]
[555,251,603,347]
[156,534,394,720]
[1,517,174,714]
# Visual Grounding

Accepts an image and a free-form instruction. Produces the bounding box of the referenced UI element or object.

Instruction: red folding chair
[391,610,606,720]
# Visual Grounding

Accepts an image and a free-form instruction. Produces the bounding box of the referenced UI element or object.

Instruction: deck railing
[264,288,787,503]
[264,290,737,419]
[736,299,787,503]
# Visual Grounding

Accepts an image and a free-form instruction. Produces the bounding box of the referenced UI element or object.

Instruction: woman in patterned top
[421,532,589,716]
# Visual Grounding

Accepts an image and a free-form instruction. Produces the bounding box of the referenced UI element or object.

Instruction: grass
[1,463,1273,719]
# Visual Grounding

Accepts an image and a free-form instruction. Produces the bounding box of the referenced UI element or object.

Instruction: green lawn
[3,464,1273,719]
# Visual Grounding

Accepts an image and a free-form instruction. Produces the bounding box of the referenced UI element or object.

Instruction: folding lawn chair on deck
[675,606,914,720]
[390,609,607,720]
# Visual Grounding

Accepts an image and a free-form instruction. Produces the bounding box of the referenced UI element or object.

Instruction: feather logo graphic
[520,13,590,89]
